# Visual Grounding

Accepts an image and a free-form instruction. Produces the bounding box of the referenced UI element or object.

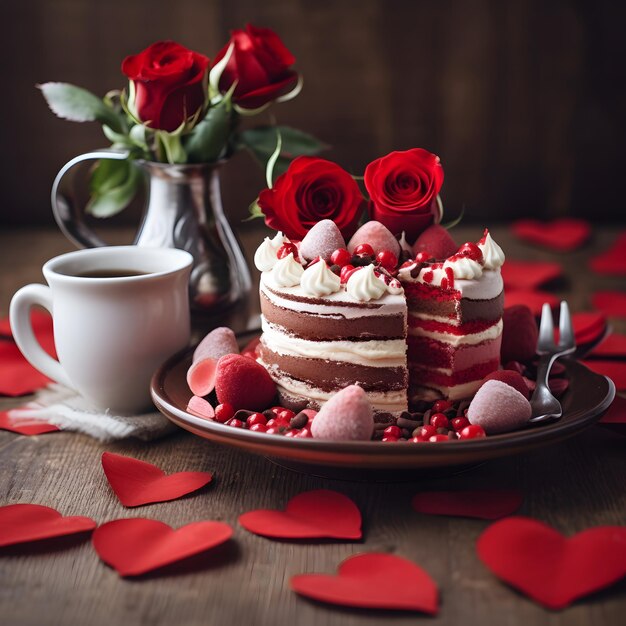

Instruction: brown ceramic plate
[151,347,615,472]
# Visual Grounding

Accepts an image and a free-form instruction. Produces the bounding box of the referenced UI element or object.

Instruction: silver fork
[529,301,576,424]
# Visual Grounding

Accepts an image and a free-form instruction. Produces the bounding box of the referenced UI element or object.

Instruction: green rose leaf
[39,82,125,134]
[237,125,328,176]
[87,159,142,217]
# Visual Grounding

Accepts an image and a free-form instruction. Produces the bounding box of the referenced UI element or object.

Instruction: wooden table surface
[1,225,625,626]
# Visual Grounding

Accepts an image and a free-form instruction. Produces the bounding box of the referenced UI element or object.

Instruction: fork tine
[558,300,576,349]
[537,303,555,350]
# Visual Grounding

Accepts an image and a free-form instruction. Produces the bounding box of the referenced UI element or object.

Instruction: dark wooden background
[1,0,625,228]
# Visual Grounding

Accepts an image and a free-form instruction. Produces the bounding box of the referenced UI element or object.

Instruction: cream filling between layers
[408,319,503,346]
[261,318,407,368]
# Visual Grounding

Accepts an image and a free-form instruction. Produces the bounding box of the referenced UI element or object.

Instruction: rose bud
[212,24,300,110]
[122,41,210,132]
[364,148,444,243]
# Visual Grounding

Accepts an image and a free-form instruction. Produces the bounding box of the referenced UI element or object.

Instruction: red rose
[122,41,209,132]
[364,148,444,242]
[258,157,363,240]
[213,24,299,110]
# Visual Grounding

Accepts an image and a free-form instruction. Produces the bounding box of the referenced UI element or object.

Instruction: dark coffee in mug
[74,269,149,278]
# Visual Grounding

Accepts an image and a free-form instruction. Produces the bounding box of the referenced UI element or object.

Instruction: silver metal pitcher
[51,149,251,316]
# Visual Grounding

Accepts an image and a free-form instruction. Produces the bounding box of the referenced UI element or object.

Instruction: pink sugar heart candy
[467,379,532,435]
[192,327,238,364]
[299,220,346,262]
[187,358,218,396]
[186,395,215,420]
[311,385,374,441]
[347,221,401,258]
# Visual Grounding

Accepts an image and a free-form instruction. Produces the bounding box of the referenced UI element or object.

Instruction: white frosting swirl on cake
[387,278,404,295]
[271,252,303,287]
[478,231,505,270]
[346,265,387,301]
[254,231,287,272]
[444,255,483,280]
[300,259,341,297]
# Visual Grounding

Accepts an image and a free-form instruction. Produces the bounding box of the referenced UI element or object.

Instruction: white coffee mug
[10,246,193,414]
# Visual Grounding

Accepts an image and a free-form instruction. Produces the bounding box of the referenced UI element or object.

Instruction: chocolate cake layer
[261,291,405,340]
[259,344,408,392]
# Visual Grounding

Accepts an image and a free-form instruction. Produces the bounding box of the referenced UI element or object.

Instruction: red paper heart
[592,291,626,318]
[412,490,523,520]
[477,516,626,610]
[101,452,213,508]
[582,360,626,390]
[0,311,54,346]
[512,219,591,252]
[290,552,438,613]
[504,291,559,316]
[0,341,53,396]
[570,311,608,344]
[0,504,96,547]
[0,408,59,435]
[589,334,626,358]
[239,489,362,539]
[501,261,563,291]
[92,518,232,577]
[590,232,626,276]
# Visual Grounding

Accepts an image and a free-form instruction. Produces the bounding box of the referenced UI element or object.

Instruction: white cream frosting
[387,278,404,296]
[271,253,303,287]
[408,318,503,345]
[398,231,413,255]
[444,256,483,280]
[346,265,387,302]
[478,231,505,270]
[300,260,341,297]
[253,231,287,272]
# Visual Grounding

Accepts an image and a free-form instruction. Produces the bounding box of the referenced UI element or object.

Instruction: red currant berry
[382,436,399,442]
[376,250,399,271]
[284,430,298,438]
[430,413,449,429]
[214,403,235,423]
[457,242,483,263]
[400,260,415,269]
[246,412,267,427]
[451,416,470,431]
[330,248,352,267]
[383,425,402,439]
[432,400,453,413]
[428,434,449,442]
[297,428,312,438]
[270,406,284,416]
[340,265,360,283]
[459,424,487,439]
[226,418,244,428]
[265,426,283,435]
[419,424,437,438]
[277,409,295,421]
[414,251,431,263]
[354,243,374,256]
[277,242,298,260]
[409,436,426,442]
[249,423,267,433]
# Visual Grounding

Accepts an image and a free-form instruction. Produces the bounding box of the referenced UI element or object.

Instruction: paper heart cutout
[501,261,563,291]
[412,490,523,520]
[477,516,626,610]
[581,360,626,390]
[0,311,54,347]
[101,452,213,507]
[92,518,233,577]
[570,311,608,344]
[592,291,626,318]
[503,291,559,316]
[290,552,439,613]
[239,489,362,539]
[0,341,53,396]
[590,334,626,358]
[0,504,96,547]
[590,232,626,276]
[0,408,59,435]
[512,219,591,252]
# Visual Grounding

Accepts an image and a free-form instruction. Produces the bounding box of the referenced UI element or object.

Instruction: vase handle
[51,148,131,248]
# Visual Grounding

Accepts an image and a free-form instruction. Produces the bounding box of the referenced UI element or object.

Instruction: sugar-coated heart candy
[480,370,530,399]
[311,385,373,441]
[347,221,401,258]
[412,224,457,260]
[192,327,238,363]
[500,305,538,364]
[215,354,276,411]
[299,220,346,262]
[467,379,532,434]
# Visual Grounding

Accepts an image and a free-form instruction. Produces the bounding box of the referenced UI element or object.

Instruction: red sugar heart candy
[290,552,439,614]
[480,370,530,399]
[477,516,626,610]
[215,354,276,411]
[239,489,362,539]
[412,489,524,520]
[186,395,215,420]
[300,219,346,262]
[92,518,233,577]
[512,218,591,252]
[101,452,213,508]
[413,224,458,260]
[0,504,96,547]
[500,305,538,364]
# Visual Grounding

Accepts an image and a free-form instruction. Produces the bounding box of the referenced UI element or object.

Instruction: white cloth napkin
[6,384,176,442]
